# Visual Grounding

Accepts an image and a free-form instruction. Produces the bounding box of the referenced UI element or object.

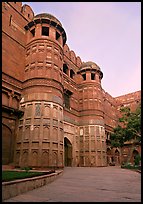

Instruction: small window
[56,31,60,41]
[30,28,35,37]
[63,90,72,109]
[63,64,68,74]
[28,14,30,18]
[82,73,86,80]
[99,75,102,80]
[42,26,49,36]
[91,73,95,80]
[64,93,70,109]
[70,69,75,79]
[9,15,12,26]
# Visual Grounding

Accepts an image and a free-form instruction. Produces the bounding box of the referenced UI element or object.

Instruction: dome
[34,13,62,27]
[80,61,101,71]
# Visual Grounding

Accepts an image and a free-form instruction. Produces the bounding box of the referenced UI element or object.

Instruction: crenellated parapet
[63,44,82,67]
[21,4,34,21]
[115,90,141,112]
[102,90,119,133]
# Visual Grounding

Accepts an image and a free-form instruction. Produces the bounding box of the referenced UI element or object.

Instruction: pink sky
[22,2,141,97]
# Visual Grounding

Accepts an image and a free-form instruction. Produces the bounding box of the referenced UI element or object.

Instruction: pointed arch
[2,123,13,164]
[64,137,72,166]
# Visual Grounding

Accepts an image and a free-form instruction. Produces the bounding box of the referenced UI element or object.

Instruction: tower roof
[25,12,67,45]
[80,61,101,71]
[34,13,62,27]
[78,61,103,79]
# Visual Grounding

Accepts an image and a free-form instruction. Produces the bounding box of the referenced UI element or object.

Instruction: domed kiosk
[24,12,67,46]
[34,13,62,27]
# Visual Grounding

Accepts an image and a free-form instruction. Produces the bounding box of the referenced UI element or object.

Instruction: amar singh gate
[2,2,141,168]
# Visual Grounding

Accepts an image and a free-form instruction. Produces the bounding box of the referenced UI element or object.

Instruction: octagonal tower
[77,61,107,167]
[16,13,66,168]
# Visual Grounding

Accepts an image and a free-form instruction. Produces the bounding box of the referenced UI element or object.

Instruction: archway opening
[115,149,120,165]
[64,137,72,166]
[2,124,12,165]
[107,147,111,165]
[132,149,140,165]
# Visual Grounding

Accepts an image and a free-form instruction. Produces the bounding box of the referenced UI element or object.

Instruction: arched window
[64,93,70,109]
[42,26,49,36]
[30,28,35,37]
[82,73,86,80]
[115,149,120,155]
[70,69,75,79]
[63,90,72,109]
[56,31,60,41]
[91,73,95,80]
[63,64,68,74]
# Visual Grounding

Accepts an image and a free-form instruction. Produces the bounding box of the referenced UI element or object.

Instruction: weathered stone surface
[2,171,63,201]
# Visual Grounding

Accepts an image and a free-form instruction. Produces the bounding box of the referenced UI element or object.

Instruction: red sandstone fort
[2,2,141,168]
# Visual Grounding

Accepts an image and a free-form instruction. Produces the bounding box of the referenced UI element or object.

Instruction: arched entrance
[131,149,139,165]
[114,149,120,165]
[64,137,72,166]
[2,124,13,165]
[107,147,112,165]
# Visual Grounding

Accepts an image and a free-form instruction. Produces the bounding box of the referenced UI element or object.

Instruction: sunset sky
[22,2,141,97]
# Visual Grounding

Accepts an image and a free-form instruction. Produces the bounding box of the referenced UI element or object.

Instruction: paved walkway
[3,166,141,202]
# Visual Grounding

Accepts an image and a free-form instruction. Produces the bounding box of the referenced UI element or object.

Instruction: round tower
[77,61,107,167]
[15,13,66,168]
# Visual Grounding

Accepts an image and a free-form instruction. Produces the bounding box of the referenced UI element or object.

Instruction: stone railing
[2,170,63,201]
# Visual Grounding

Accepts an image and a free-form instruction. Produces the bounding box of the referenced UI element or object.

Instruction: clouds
[22,2,141,97]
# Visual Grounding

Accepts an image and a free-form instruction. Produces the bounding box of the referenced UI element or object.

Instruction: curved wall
[77,63,107,166]
[15,14,66,168]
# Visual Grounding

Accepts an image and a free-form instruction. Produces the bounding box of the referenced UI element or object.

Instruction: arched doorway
[107,147,112,165]
[131,149,139,165]
[2,124,12,165]
[115,149,120,165]
[64,137,72,166]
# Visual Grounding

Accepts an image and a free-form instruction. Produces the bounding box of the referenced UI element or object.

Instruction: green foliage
[2,171,46,182]
[110,125,125,147]
[110,104,141,148]
[121,162,139,169]
[134,154,141,166]
[20,166,32,172]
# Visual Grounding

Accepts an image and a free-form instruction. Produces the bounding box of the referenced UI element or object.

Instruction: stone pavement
[3,166,141,202]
